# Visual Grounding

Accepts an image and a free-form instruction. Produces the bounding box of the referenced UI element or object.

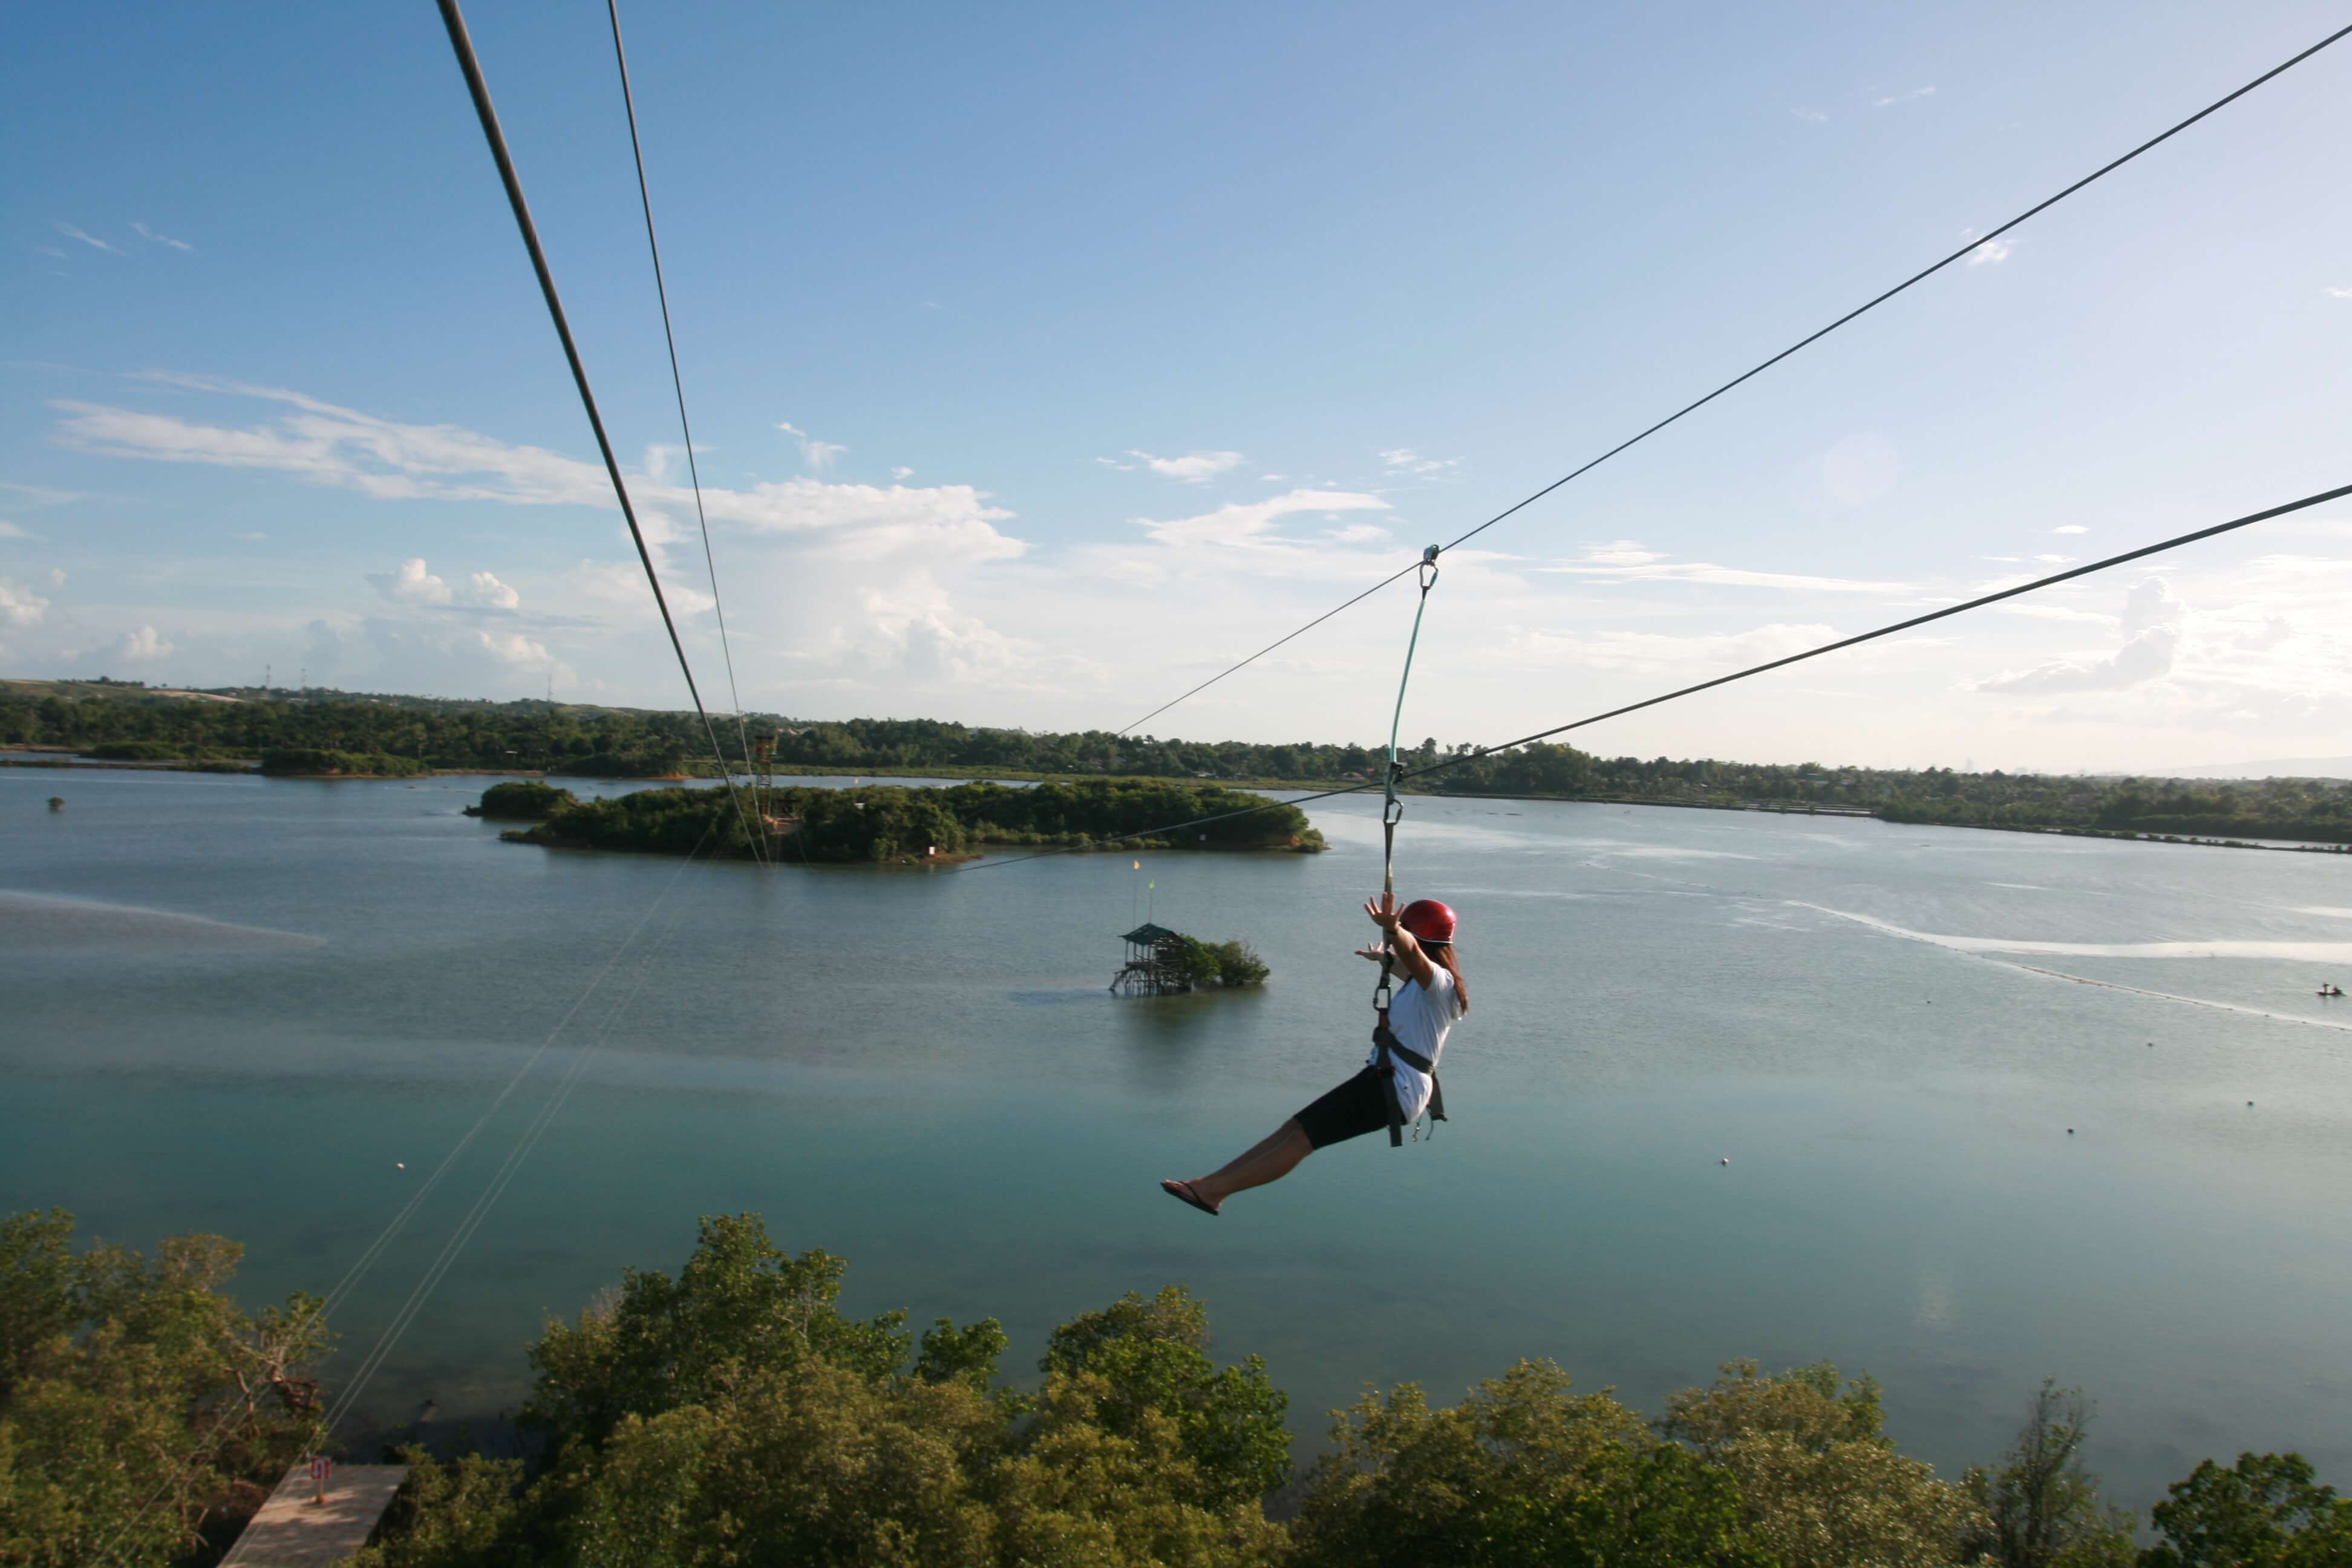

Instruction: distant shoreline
[9,750,2345,854]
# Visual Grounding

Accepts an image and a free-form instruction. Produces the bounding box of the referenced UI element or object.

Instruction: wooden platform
[218,1465,407,1567]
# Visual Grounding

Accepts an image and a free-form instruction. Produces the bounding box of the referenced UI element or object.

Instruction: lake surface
[4,767,2349,1511]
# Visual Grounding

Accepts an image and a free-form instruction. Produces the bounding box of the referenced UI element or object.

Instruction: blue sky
[5,1,2348,770]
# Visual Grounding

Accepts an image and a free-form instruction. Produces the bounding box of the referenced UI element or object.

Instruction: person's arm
[1361,892,1437,990]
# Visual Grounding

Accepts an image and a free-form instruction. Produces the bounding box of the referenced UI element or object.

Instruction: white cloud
[1967,237,2013,267]
[1790,108,1829,123]
[2324,286,2352,299]
[1872,86,1936,108]
[2031,554,2077,564]
[892,466,913,480]
[54,221,123,254]
[232,531,269,541]
[2052,524,2089,535]
[0,482,87,507]
[1999,604,2118,627]
[1377,448,1459,476]
[107,625,174,664]
[1581,540,1667,566]
[1508,621,1842,675]
[777,421,845,472]
[1542,540,1913,594]
[0,521,31,539]
[367,558,452,606]
[50,382,1020,575]
[1134,487,1389,552]
[48,569,66,589]
[1259,473,1287,482]
[0,577,50,629]
[1125,449,1244,483]
[1976,578,2181,694]
[460,570,520,610]
[130,221,192,252]
[1093,457,1137,472]
[365,558,518,611]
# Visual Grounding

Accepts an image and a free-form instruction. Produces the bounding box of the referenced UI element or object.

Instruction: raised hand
[1363,891,1400,930]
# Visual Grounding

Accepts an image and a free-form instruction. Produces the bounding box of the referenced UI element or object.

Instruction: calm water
[4,768,2349,1509]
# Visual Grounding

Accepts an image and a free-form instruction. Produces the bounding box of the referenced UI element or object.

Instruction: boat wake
[1791,901,2352,1034]
[0,890,325,950]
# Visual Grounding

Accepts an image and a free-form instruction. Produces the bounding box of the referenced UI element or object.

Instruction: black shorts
[1293,1065,1390,1149]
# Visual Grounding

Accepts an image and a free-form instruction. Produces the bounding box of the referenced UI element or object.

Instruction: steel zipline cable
[605,0,760,802]
[91,826,723,1568]
[963,479,2352,873]
[436,0,766,861]
[1110,19,2352,741]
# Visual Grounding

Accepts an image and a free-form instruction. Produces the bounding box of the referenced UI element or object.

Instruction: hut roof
[1121,923,1181,945]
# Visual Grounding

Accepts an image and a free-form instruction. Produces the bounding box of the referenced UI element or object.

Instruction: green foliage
[550,751,688,778]
[0,1210,330,1568]
[15,682,2349,843]
[1039,1286,1292,1509]
[342,1451,531,1568]
[362,1224,1288,1568]
[505,779,1320,863]
[2140,1452,2352,1568]
[1963,1380,2137,1568]
[523,1214,912,1452]
[1292,1359,1770,1568]
[1210,939,1271,986]
[86,740,225,760]
[502,786,756,860]
[466,780,577,820]
[258,746,428,777]
[1661,1359,1985,1568]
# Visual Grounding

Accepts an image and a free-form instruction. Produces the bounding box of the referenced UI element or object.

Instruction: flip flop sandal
[1161,1179,1218,1217]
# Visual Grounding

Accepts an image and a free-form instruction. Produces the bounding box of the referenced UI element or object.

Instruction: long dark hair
[1423,940,1469,1013]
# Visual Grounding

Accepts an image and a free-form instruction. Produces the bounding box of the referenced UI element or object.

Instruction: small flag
[1132,860,1140,870]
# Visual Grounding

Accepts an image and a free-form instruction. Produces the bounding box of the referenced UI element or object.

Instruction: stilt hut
[1110,923,1191,995]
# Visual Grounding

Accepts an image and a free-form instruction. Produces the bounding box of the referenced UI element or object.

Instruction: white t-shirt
[1364,964,1463,1122]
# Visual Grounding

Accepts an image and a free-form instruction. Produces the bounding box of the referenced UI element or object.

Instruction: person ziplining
[1163,893,1467,1215]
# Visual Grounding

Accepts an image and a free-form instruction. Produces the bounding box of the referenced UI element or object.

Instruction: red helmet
[1399,898,1457,945]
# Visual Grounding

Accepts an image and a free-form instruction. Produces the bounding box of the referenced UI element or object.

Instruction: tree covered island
[477,777,1326,863]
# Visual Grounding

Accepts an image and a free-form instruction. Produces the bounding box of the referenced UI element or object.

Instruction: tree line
[6,1208,2346,1567]
[8,684,2349,843]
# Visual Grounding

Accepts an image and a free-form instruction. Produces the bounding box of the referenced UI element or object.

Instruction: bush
[1211,939,1270,987]
[466,781,577,820]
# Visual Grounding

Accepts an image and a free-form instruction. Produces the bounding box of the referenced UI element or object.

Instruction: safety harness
[1372,547,1445,1146]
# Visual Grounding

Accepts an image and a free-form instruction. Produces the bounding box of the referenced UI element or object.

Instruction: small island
[475,777,1326,864]
[1111,923,1270,994]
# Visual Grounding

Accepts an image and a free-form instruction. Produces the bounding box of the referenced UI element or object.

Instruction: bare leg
[1181,1119,1316,1211]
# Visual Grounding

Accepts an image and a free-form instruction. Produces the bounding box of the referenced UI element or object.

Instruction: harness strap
[1372,1013,1445,1145]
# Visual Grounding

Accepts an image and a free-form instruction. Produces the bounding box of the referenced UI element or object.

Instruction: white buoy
[395,1161,405,1170]
[1719,1157,1730,1165]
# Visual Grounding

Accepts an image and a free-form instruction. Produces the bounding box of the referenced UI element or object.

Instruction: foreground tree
[353,1218,1288,1568]
[1659,1359,1987,1568]
[2140,1452,2352,1568]
[1962,1379,2135,1568]
[1291,1358,1770,1567]
[0,1209,330,1567]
